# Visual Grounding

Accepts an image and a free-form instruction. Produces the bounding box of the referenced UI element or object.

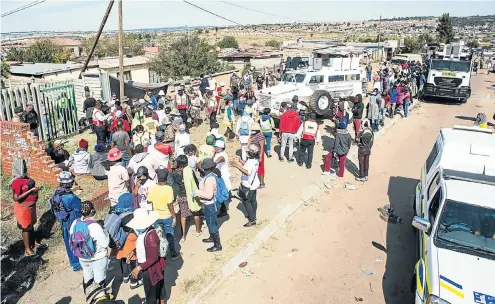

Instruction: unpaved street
[203,73,495,304]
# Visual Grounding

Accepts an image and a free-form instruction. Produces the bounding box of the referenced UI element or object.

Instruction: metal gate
[39,83,78,140]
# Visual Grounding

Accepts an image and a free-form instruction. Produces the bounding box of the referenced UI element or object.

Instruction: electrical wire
[219,0,306,23]
[1,0,46,18]
[182,0,286,39]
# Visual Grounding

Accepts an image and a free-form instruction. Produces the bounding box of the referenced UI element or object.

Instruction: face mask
[178,91,183,96]
[251,131,257,135]
[179,129,185,133]
[134,228,145,235]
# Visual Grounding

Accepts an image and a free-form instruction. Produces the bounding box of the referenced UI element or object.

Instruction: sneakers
[288,158,295,163]
[123,276,130,284]
[243,221,256,227]
[279,157,284,162]
[259,184,266,189]
[322,171,332,176]
[170,254,181,261]
[130,279,143,290]
[267,153,272,158]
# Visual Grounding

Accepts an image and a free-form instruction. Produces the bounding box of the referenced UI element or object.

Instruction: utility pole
[378,14,382,61]
[118,0,124,100]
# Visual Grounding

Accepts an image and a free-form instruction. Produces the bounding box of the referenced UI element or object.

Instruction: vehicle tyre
[309,90,333,116]
[460,98,468,104]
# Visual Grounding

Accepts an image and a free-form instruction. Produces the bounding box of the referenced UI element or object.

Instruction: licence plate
[442,71,456,77]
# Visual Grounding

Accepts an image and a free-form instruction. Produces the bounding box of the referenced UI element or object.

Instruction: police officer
[296,113,320,169]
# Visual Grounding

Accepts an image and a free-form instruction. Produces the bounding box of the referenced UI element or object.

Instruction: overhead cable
[1,0,46,18]
[219,0,306,23]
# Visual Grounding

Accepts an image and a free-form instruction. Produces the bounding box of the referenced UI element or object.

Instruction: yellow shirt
[147,184,174,219]
[143,118,159,135]
[199,144,215,163]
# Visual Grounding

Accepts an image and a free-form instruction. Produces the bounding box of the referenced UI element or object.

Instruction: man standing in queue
[296,113,321,169]
[175,86,189,130]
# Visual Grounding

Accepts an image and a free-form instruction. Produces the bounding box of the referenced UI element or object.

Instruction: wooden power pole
[118,0,124,100]
[378,14,382,61]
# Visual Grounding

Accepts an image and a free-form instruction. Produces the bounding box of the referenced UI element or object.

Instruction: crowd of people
[9,60,492,303]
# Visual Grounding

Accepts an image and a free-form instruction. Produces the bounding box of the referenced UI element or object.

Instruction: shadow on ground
[1,210,57,304]
[381,176,418,304]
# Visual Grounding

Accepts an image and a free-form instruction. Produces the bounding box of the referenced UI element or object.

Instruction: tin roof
[9,62,84,76]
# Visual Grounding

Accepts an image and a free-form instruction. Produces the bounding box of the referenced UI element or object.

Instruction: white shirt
[156,110,167,124]
[214,151,232,191]
[138,179,155,211]
[174,132,190,157]
[188,155,199,173]
[106,163,129,206]
[69,218,109,261]
[241,159,260,190]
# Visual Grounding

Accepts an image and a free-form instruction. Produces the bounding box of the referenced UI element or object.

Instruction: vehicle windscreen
[282,73,295,82]
[294,74,306,83]
[431,60,471,73]
[392,58,407,65]
[436,199,495,255]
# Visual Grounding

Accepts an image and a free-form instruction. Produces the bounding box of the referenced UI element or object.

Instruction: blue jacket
[60,192,82,229]
[389,88,399,104]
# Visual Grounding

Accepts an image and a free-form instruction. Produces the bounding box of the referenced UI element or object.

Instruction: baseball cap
[156,169,168,182]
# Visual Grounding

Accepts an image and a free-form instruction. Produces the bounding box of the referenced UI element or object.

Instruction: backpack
[239,121,249,136]
[50,191,70,221]
[260,117,271,131]
[153,226,169,257]
[103,213,129,249]
[70,219,96,260]
[206,173,229,203]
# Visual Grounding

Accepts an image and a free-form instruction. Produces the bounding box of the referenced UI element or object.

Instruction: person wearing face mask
[174,123,190,158]
[126,208,166,303]
[259,108,275,158]
[175,86,189,130]
[132,166,156,212]
[248,123,266,189]
[213,139,231,217]
[229,144,261,227]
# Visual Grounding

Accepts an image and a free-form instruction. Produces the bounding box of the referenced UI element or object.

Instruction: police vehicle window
[309,75,324,83]
[428,188,442,224]
[346,74,360,81]
[427,173,440,201]
[425,142,438,173]
[328,75,345,82]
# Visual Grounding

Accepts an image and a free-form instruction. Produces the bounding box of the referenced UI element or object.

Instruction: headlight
[426,295,450,304]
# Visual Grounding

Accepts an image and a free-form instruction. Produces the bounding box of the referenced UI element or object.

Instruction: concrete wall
[130,68,150,83]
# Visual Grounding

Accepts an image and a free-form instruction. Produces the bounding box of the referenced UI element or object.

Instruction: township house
[8,55,155,83]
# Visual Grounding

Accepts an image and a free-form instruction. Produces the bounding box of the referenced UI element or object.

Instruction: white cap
[219,82,225,87]
[158,90,165,96]
[214,139,226,148]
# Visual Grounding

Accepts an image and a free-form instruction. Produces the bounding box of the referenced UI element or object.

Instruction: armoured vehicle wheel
[309,90,332,115]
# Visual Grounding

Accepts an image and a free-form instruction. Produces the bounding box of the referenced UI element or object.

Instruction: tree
[436,13,454,44]
[148,34,225,80]
[1,60,11,78]
[466,40,480,48]
[217,36,239,49]
[265,39,281,48]
[402,37,423,53]
[81,34,144,58]
[5,47,26,61]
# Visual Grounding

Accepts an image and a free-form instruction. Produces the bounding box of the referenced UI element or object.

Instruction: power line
[219,1,305,23]
[182,0,285,39]
[1,0,46,18]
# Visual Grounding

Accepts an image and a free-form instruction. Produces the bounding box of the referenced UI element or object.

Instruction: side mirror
[412,216,431,233]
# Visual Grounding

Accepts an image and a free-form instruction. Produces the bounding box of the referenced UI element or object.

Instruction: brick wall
[0,121,61,187]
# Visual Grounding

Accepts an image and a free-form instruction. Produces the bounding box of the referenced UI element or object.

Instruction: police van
[413,126,495,304]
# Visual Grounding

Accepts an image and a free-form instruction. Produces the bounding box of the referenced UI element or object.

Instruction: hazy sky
[1,0,494,33]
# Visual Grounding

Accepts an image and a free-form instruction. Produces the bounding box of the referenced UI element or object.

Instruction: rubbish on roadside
[355,296,364,302]
[344,183,357,190]
[291,248,298,252]
[375,258,383,263]
[240,269,253,276]
[378,204,403,224]
[362,269,373,275]
[287,253,293,257]
[239,262,248,268]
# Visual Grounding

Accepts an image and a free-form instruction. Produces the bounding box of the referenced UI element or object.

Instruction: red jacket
[279,110,300,134]
[109,118,131,133]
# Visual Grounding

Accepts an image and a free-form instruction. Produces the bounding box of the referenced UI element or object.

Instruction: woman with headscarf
[90,144,108,180]
[111,193,143,289]
[51,171,83,271]
[474,113,488,128]
[248,123,266,189]
[213,139,231,218]
[11,159,42,257]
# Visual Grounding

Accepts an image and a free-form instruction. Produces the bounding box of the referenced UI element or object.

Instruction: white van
[391,53,423,65]
[412,126,495,304]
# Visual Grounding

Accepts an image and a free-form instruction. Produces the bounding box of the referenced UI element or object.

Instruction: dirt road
[202,73,495,304]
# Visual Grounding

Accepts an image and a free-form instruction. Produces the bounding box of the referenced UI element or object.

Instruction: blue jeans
[263,132,273,153]
[403,102,409,118]
[154,217,178,256]
[61,218,81,271]
[121,154,130,167]
[366,72,371,82]
[373,120,379,131]
[233,99,239,114]
[204,203,219,234]
[80,256,108,284]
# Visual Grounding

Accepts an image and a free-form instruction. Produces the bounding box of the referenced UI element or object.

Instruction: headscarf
[115,192,134,214]
[12,159,27,181]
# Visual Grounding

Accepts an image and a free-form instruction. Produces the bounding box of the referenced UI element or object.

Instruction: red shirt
[12,178,38,207]
[279,110,301,134]
[109,118,131,133]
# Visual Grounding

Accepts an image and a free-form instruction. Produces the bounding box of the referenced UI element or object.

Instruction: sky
[1,0,494,33]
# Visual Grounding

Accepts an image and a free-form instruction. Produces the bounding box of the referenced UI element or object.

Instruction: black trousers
[94,125,108,145]
[358,151,370,178]
[179,109,188,127]
[298,139,315,168]
[242,190,258,222]
[120,259,140,284]
[142,271,166,303]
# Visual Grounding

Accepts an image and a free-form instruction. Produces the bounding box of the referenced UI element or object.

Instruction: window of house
[328,75,345,82]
